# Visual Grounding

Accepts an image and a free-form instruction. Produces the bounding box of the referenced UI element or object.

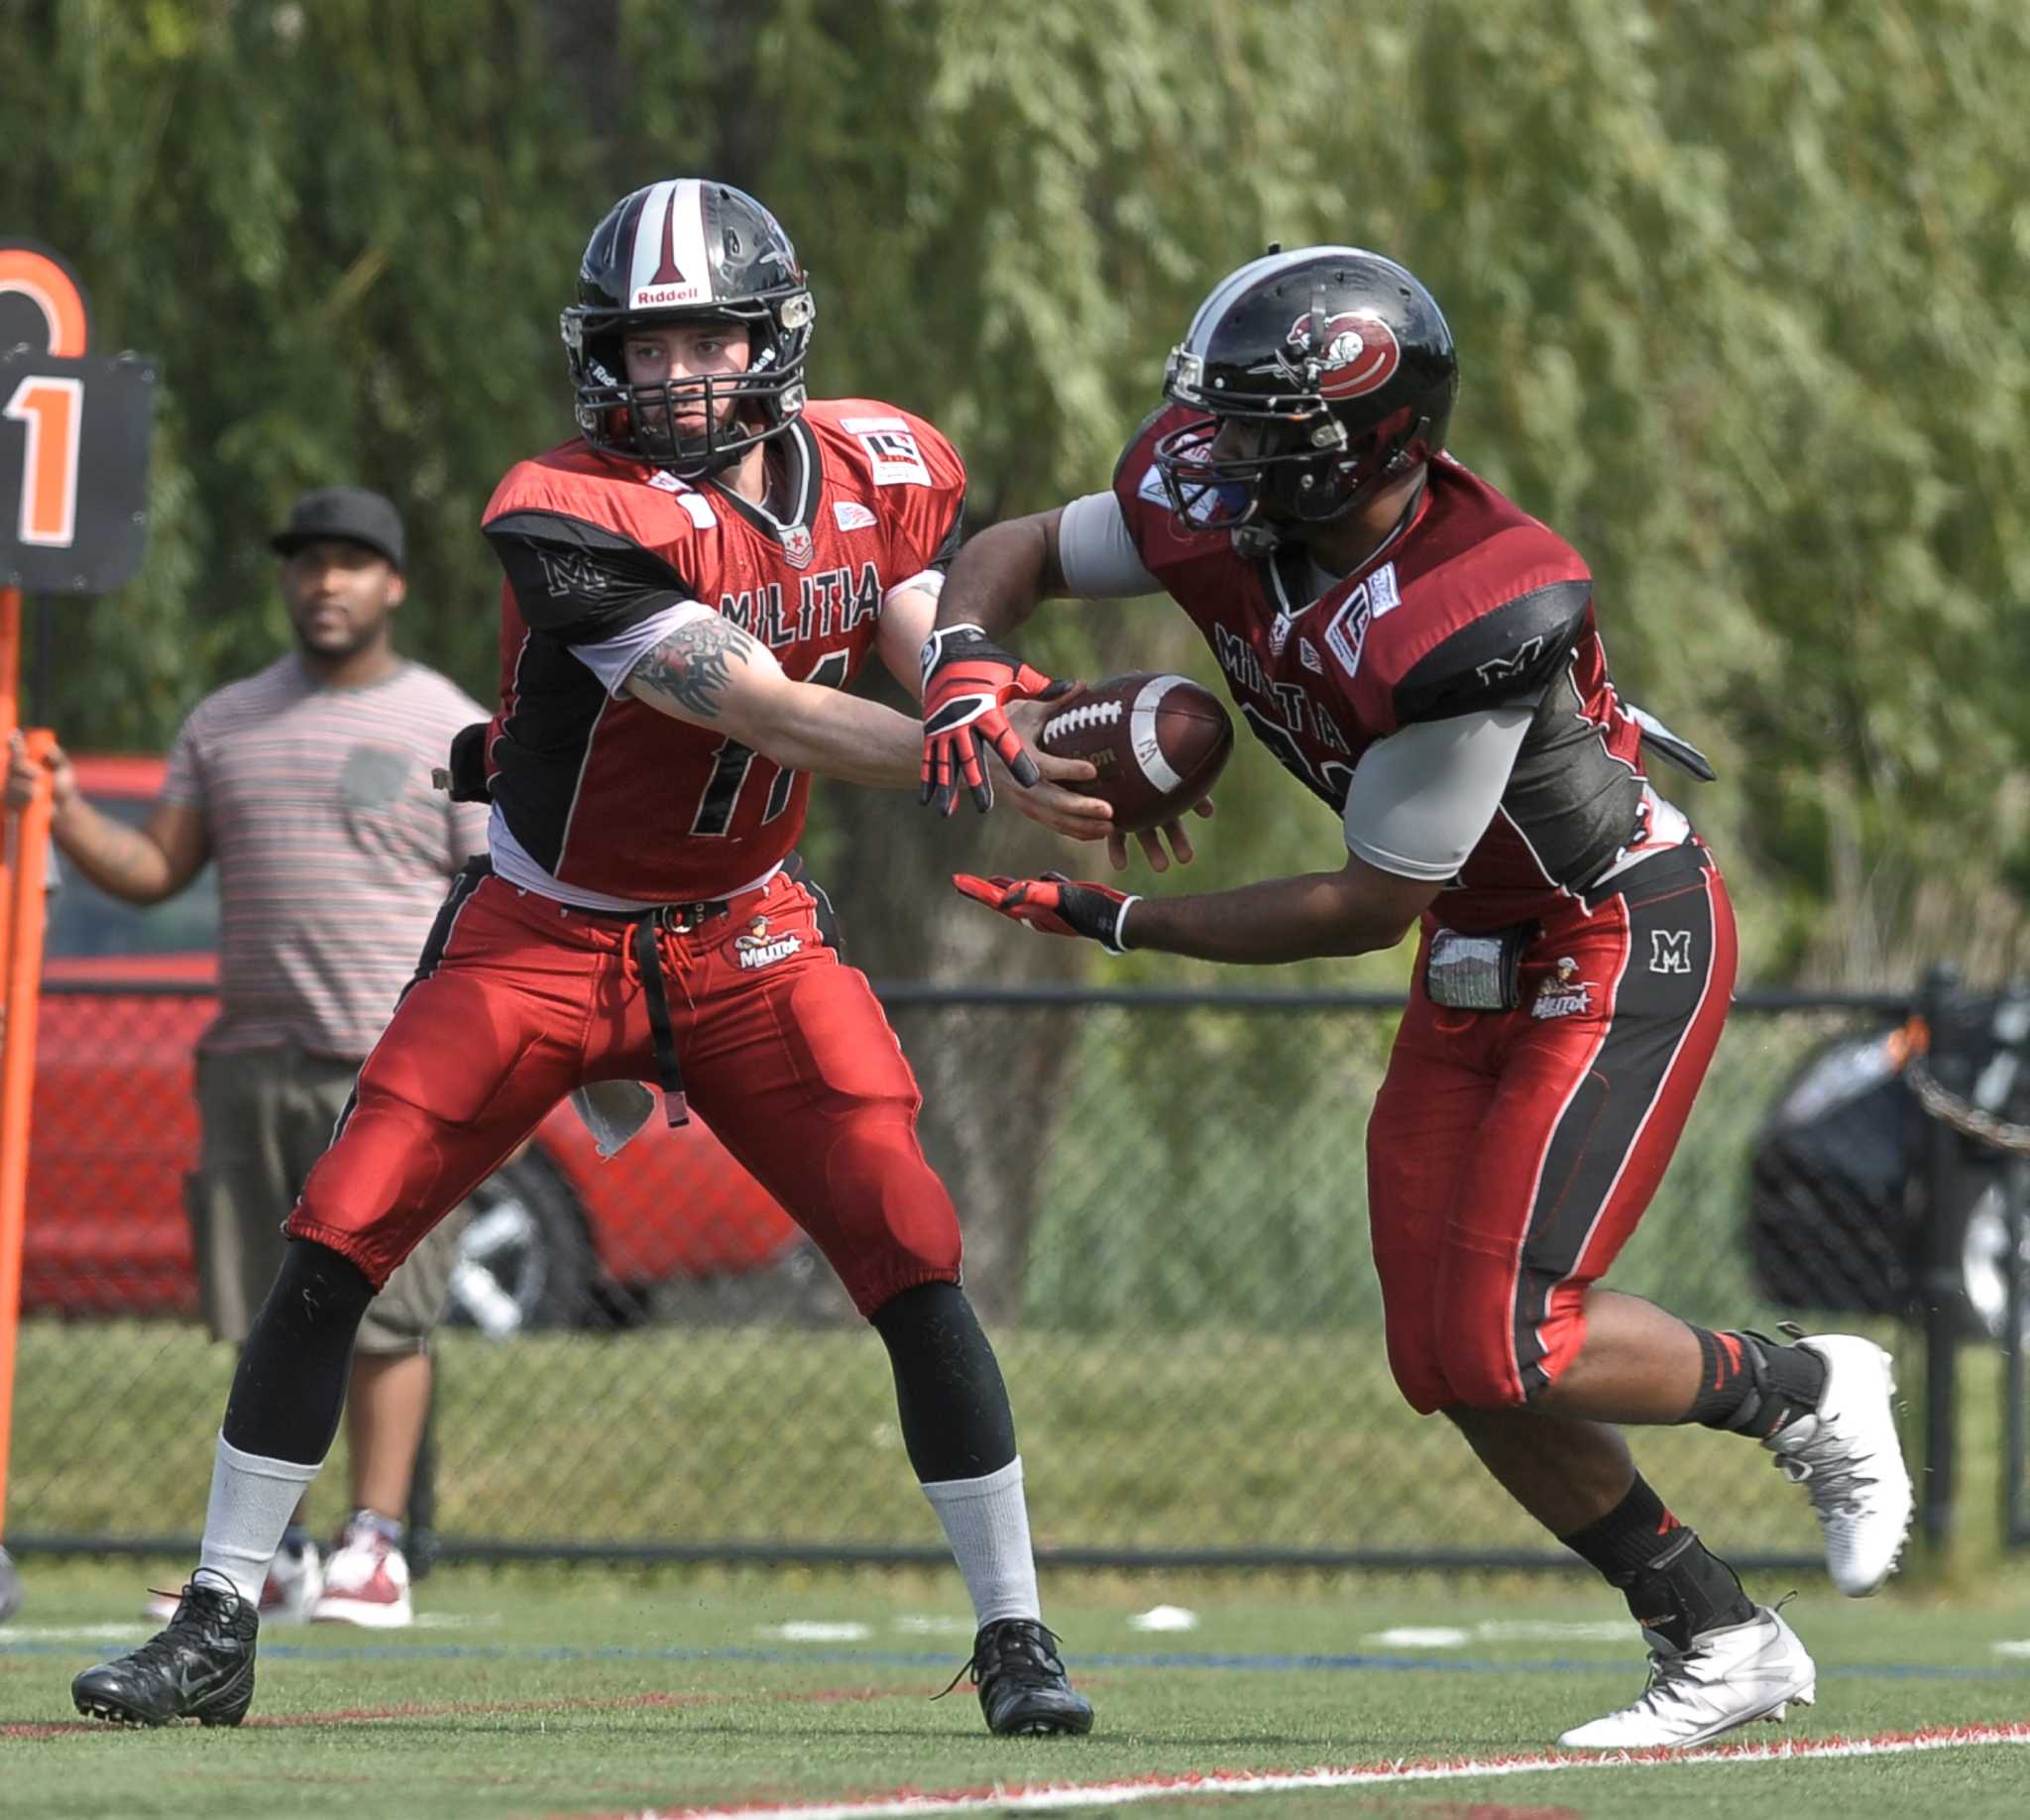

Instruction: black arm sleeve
[1392,580,1593,726]
[482,510,695,646]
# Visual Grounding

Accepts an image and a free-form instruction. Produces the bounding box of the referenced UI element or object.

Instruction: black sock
[222,1239,374,1464]
[869,1281,1017,1483]
[1560,1477,1754,1652]
[1686,1327,1829,1438]
[1562,1476,1682,1578]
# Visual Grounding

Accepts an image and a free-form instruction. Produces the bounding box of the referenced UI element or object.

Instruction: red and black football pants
[285,863,960,1316]
[1366,842,1738,1414]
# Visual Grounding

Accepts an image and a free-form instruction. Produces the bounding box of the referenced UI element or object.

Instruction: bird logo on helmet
[1282,310,1402,399]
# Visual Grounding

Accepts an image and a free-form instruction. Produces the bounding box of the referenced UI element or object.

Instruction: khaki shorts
[185,1045,470,1353]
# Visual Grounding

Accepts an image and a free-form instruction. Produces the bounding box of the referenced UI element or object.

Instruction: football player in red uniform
[922,247,1913,1749]
[73,179,1098,1738]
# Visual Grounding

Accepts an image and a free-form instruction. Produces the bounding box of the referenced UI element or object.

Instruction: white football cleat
[1558,1604,1815,1750]
[1764,1335,1914,1597]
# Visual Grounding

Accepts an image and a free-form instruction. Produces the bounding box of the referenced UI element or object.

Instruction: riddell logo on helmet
[1286,310,1401,399]
[632,284,707,306]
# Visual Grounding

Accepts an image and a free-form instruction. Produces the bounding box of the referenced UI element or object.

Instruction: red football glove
[919,623,1063,816]
[952,871,1140,954]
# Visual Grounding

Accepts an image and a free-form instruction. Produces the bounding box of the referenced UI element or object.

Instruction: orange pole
[0,586,49,1540]
[0,735,53,1540]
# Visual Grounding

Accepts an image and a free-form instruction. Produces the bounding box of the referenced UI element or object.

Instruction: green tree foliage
[2,0,2024,981]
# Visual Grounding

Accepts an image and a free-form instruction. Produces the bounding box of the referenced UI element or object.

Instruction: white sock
[920,1456,1041,1627]
[195,1432,323,1605]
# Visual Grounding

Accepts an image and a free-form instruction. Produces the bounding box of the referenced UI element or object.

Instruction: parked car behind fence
[23,756,803,1333]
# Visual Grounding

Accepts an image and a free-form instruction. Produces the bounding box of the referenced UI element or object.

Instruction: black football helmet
[561,178,814,475]
[1153,246,1457,546]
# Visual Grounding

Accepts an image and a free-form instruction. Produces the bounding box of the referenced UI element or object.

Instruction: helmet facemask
[563,290,814,478]
[1152,379,1364,539]
[1155,345,1426,547]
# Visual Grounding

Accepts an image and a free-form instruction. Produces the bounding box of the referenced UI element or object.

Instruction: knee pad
[815,1117,961,1310]
[1429,1298,1536,1411]
[1382,1324,1456,1417]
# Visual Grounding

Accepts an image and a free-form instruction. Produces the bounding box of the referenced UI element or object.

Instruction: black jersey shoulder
[1392,580,1592,726]
[483,509,695,647]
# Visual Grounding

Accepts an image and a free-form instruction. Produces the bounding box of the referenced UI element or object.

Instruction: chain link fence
[9,980,1941,1570]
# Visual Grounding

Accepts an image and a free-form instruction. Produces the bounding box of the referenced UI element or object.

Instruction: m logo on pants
[1649,929,1693,974]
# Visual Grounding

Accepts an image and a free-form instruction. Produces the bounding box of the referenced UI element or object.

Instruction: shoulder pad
[807,399,965,492]
[484,444,632,523]
[1392,580,1591,724]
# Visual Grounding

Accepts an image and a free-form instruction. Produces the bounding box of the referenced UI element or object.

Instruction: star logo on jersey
[778,523,816,570]
[1268,613,1293,658]
[833,500,878,532]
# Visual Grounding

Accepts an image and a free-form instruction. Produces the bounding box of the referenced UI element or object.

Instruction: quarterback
[922,245,1913,1750]
[72,179,1098,1738]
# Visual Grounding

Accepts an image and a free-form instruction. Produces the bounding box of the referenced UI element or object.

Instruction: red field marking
[584,1721,2030,1820]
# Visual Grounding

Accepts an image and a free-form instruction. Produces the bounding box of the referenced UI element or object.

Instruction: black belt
[568,897,732,1129]
[565,896,733,932]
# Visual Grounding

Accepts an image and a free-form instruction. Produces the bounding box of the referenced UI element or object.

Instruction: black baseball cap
[271,487,405,570]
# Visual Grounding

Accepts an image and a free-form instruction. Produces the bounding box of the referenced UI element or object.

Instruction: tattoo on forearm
[632,618,754,718]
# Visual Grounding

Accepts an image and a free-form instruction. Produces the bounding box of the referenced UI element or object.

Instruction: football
[1036,671,1234,835]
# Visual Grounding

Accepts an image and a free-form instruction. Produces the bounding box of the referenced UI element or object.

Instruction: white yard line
[619,1722,2030,1820]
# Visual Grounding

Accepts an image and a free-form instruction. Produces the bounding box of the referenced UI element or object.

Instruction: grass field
[5,1561,2029,1819]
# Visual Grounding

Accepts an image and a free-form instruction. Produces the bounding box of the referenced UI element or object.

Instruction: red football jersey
[1114,407,1667,930]
[480,399,964,901]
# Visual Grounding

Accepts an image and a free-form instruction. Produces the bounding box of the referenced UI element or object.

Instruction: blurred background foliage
[2,0,2026,988]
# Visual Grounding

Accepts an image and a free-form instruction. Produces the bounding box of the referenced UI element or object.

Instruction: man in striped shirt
[7,486,487,1629]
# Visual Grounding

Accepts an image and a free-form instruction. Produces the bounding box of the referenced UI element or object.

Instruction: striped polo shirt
[162,655,491,1059]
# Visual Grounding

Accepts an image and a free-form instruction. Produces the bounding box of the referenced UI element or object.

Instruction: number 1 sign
[0,241,156,595]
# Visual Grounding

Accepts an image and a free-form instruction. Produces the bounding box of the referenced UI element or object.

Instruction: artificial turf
[4,1561,2027,1819]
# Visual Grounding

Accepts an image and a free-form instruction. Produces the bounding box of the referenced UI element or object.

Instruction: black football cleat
[72,1571,259,1727]
[960,1618,1094,1737]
